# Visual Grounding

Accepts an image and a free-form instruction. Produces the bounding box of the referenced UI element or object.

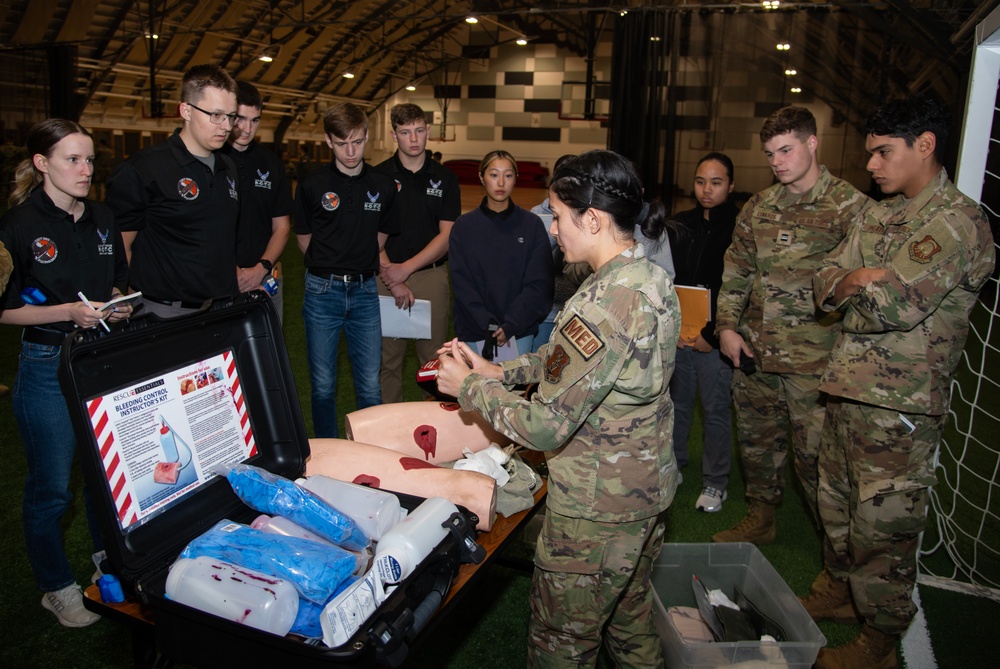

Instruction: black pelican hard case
[59,292,475,668]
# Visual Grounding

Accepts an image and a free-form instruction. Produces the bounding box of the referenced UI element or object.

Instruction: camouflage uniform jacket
[457,243,680,523]
[716,166,868,374]
[815,168,996,415]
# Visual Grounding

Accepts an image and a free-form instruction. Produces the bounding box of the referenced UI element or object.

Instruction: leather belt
[144,296,206,309]
[308,269,376,282]
[415,259,447,272]
[22,327,69,346]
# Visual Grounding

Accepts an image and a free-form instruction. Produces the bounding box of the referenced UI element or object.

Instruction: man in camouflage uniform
[714,106,868,544]
[437,151,680,669]
[803,97,996,669]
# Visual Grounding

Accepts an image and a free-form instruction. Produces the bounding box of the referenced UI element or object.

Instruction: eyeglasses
[186,102,238,126]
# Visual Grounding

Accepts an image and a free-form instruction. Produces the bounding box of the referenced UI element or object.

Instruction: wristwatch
[259,259,273,272]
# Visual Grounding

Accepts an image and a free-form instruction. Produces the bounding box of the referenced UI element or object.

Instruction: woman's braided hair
[549,150,667,242]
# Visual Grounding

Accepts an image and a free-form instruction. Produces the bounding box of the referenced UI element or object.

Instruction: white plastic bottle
[373,497,458,584]
[165,556,299,636]
[297,475,404,541]
[250,514,335,546]
[252,514,372,575]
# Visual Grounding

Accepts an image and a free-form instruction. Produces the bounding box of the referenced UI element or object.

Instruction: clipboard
[675,285,711,343]
[379,296,432,339]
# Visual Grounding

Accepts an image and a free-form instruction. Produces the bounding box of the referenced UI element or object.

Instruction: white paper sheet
[379,296,432,339]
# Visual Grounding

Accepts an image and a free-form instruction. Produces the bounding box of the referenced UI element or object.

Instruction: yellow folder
[675,285,711,343]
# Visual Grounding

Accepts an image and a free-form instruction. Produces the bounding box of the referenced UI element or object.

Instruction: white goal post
[918,3,1000,601]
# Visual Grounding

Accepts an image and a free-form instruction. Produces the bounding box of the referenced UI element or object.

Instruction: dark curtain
[48,45,81,120]
[608,10,674,207]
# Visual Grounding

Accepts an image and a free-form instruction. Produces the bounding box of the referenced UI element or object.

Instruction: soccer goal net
[918,6,1000,602]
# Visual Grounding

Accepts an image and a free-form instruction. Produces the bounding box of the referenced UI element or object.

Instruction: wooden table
[84,473,546,668]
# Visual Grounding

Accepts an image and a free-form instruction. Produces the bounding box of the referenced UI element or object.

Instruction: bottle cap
[97,574,126,603]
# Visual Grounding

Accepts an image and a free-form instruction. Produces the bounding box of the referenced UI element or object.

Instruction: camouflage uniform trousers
[817,398,943,635]
[527,509,667,669]
[731,367,825,517]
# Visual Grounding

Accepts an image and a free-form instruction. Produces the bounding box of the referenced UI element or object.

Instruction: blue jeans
[14,341,103,592]
[302,273,382,438]
[670,346,734,490]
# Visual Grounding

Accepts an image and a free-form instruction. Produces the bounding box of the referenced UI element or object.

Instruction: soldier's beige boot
[711,500,776,545]
[815,624,899,669]
[798,570,862,624]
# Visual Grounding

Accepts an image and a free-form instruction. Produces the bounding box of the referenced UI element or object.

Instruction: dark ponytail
[550,150,667,241]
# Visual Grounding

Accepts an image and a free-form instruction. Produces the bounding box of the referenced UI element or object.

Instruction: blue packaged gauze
[180,520,357,603]
[226,464,369,552]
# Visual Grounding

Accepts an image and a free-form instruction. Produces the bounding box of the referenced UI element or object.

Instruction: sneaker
[677,471,684,486]
[695,487,727,512]
[42,584,101,628]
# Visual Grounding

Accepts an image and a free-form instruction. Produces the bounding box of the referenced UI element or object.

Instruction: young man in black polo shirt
[374,103,461,403]
[107,64,240,318]
[222,81,292,322]
[294,102,398,437]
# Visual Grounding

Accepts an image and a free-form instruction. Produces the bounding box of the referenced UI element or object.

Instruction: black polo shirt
[0,187,128,328]
[293,161,398,274]
[221,140,293,267]
[374,151,461,265]
[107,129,240,302]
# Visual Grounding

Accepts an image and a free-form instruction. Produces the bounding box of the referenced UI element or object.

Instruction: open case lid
[59,292,309,583]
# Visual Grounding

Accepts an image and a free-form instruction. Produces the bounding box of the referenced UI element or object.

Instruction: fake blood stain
[439,402,460,411]
[414,425,437,459]
[353,474,381,487]
[400,457,438,471]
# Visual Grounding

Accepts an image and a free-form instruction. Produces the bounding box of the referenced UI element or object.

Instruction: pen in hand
[77,291,111,332]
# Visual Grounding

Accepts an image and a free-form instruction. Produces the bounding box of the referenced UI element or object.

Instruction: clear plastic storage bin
[650,543,826,668]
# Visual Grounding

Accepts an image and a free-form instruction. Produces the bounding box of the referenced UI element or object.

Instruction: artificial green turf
[1,235,996,668]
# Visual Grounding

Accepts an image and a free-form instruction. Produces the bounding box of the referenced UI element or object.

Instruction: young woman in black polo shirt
[0,119,131,628]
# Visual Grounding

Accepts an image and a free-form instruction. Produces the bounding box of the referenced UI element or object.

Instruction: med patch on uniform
[561,314,605,360]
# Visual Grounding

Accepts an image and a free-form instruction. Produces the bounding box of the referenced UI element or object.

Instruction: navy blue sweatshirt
[449,198,554,341]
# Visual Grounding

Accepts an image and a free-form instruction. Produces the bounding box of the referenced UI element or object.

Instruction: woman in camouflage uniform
[437,150,680,669]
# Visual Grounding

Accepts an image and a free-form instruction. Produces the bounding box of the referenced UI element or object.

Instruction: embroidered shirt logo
[545,344,571,383]
[561,315,605,359]
[32,237,57,264]
[254,168,273,190]
[322,192,340,211]
[96,228,113,256]
[177,178,199,200]
[227,176,238,200]
[426,178,443,198]
[364,190,382,211]
[909,235,941,264]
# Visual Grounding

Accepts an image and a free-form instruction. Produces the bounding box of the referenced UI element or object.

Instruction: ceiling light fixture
[405,84,416,91]
[776,43,790,51]
[343,72,355,79]
[790,87,801,93]
[784,69,797,76]
[650,36,661,42]
[465,16,478,24]
[145,33,158,40]
[620,11,628,17]
[257,44,280,63]
[516,38,528,46]
[763,1,780,9]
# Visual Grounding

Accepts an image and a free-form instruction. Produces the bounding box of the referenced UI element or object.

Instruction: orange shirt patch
[909,235,941,264]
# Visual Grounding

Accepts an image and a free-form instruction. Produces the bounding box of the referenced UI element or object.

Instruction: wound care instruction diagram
[85,350,257,531]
